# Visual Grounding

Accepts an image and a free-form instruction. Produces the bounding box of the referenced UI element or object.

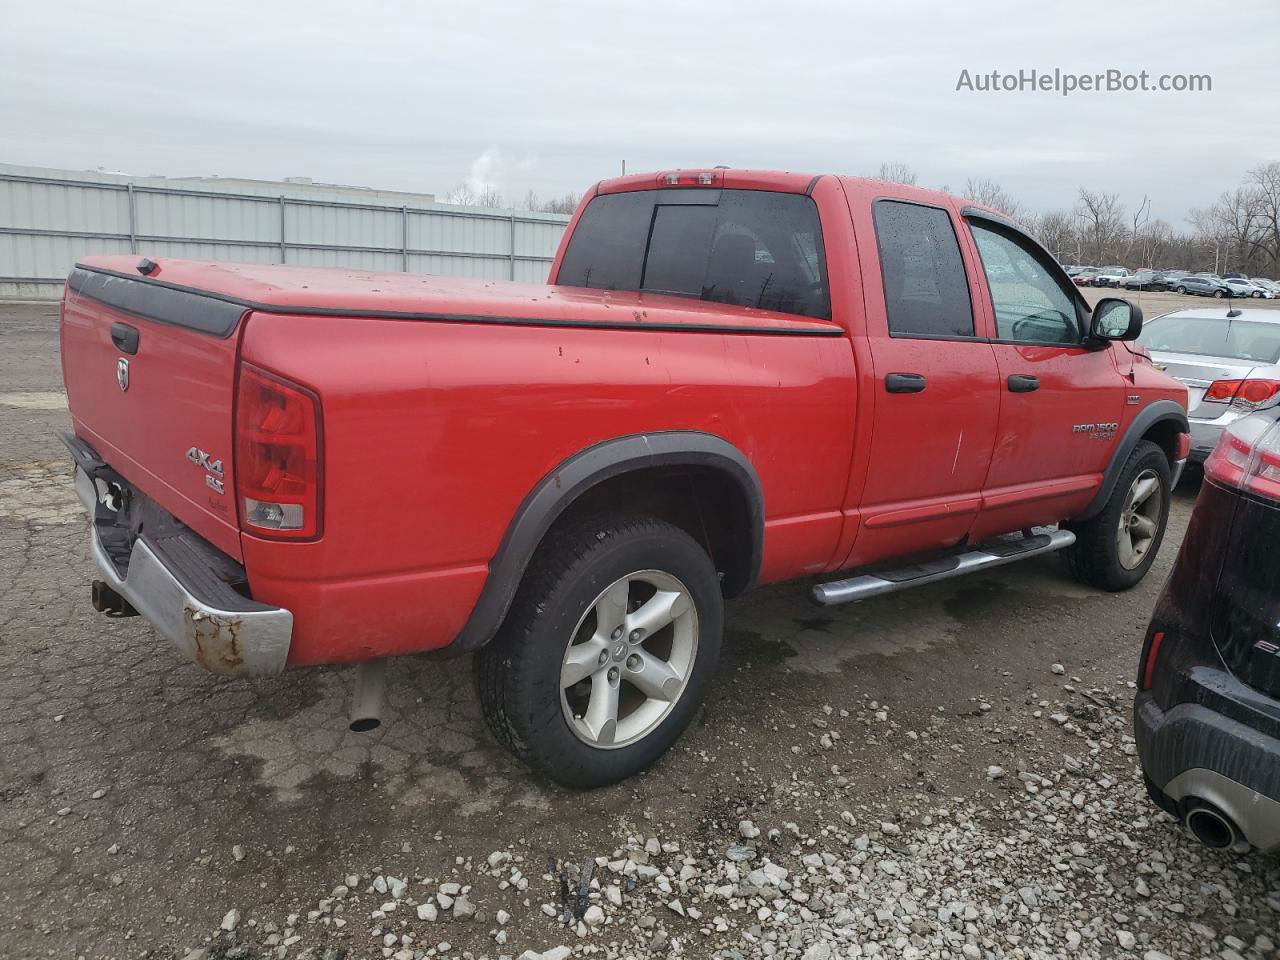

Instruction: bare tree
[964,177,1023,220]
[538,193,581,215]
[1031,210,1075,263]
[1245,162,1280,275]
[1206,188,1263,275]
[1074,189,1127,265]
[521,190,580,215]
[444,184,505,208]
[874,162,918,186]
[1125,195,1151,262]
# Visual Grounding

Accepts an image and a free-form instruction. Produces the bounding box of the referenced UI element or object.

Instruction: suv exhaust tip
[1184,803,1239,850]
[91,580,137,618]
[349,659,387,732]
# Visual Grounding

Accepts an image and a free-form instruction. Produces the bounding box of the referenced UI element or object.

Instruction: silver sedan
[1139,308,1280,462]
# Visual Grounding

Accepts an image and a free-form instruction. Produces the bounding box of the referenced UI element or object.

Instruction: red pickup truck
[60,169,1189,786]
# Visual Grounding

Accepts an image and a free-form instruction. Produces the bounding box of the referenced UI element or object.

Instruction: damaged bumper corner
[78,464,293,678]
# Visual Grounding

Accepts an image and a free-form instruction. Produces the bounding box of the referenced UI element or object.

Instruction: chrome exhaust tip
[349,659,388,733]
[1184,804,1238,850]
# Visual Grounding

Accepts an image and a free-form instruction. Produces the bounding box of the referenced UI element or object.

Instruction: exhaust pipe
[91,580,137,618]
[1184,803,1239,850]
[349,659,387,733]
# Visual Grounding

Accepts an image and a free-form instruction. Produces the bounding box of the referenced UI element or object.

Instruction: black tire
[1065,440,1172,591]
[475,515,723,788]
[1175,286,1187,295]
[1213,289,1226,299]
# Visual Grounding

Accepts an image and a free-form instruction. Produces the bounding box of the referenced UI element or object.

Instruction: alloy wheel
[1118,468,1162,570]
[559,570,699,749]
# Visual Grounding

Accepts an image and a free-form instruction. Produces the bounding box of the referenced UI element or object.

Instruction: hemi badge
[1127,395,1140,405]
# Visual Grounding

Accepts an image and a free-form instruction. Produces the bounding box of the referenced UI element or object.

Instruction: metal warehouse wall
[0,163,571,299]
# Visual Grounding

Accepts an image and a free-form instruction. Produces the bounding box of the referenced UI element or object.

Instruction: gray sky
[3,0,1278,223]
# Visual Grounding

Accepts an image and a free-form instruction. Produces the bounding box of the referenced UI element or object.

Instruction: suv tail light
[1140,630,1166,690]
[1204,378,1280,406]
[1203,414,1280,502]
[235,363,323,539]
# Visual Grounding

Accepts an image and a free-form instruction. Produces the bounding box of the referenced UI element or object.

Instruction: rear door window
[872,200,975,338]
[557,189,831,319]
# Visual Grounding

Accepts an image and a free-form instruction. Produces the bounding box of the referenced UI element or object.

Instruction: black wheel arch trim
[448,431,764,654]
[1074,400,1189,521]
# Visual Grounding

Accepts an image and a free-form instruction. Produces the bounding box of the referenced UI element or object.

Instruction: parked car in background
[1171,275,1229,298]
[58,168,1190,787]
[1252,278,1280,296]
[1124,270,1164,291]
[1094,266,1132,288]
[1072,268,1100,286]
[1159,270,1190,290]
[1136,411,1280,854]
[1223,272,1247,280]
[1224,277,1273,299]
[1139,307,1280,461]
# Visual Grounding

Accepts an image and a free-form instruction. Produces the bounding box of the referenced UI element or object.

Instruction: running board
[811,529,1076,606]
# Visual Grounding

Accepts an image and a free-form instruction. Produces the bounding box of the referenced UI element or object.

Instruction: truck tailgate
[61,265,246,560]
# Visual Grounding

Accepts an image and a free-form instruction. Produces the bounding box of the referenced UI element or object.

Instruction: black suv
[1136,411,1280,853]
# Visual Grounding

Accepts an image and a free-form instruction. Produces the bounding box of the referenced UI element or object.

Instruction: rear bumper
[1135,691,1280,852]
[69,444,293,678]
[1187,413,1244,463]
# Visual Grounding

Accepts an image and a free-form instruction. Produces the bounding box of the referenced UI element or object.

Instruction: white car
[1093,266,1131,288]
[1224,277,1273,299]
[1251,277,1280,296]
[1139,308,1280,462]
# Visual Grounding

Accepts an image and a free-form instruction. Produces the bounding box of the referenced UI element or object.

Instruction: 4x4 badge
[116,357,129,392]
[186,446,225,495]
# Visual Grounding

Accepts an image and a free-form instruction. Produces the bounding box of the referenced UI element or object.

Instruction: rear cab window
[557,189,831,320]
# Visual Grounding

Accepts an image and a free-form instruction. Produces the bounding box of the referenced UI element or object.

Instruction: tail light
[235,363,323,539]
[656,169,723,187]
[1203,414,1280,502]
[1204,378,1280,406]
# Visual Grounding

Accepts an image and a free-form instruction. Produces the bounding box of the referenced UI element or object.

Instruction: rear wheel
[1066,441,1171,591]
[1175,285,1187,295]
[475,515,722,788]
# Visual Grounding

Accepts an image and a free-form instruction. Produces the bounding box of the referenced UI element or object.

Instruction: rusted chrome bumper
[76,465,293,678]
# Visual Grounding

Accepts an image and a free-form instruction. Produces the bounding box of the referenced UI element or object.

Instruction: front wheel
[1175,286,1187,295]
[1213,289,1226,298]
[1065,441,1172,591]
[475,515,723,788]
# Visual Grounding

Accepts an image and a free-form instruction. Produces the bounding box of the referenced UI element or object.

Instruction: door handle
[885,372,927,394]
[1007,374,1040,393]
[110,322,139,355]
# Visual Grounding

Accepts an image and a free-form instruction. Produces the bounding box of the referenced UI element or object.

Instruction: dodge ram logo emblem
[116,357,130,392]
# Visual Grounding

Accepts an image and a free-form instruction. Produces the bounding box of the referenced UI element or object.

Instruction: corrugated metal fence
[0,164,571,299]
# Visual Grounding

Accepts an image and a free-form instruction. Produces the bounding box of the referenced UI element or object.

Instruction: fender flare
[1074,399,1189,521]
[449,431,764,653]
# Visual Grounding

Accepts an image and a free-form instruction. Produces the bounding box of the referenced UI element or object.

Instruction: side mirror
[1090,297,1143,341]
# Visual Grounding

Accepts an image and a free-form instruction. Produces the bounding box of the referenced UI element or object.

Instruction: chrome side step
[811,529,1076,606]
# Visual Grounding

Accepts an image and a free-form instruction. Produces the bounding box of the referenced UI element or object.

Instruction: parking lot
[1,298,1277,960]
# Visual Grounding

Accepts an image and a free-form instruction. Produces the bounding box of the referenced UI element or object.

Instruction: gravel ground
[0,300,1276,960]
